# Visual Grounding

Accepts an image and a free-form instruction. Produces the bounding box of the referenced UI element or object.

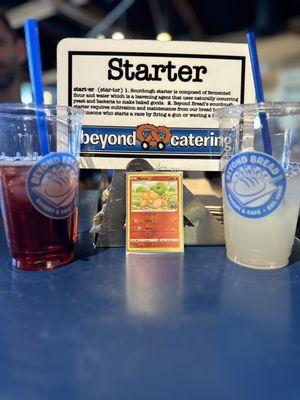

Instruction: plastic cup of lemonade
[216,102,300,269]
[0,104,84,270]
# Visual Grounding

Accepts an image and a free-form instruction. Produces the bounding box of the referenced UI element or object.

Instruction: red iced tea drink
[0,162,78,270]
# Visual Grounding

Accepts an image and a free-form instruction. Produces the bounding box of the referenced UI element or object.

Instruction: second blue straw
[247,32,272,155]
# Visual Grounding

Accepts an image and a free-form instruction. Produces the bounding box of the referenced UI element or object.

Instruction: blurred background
[1,0,300,105]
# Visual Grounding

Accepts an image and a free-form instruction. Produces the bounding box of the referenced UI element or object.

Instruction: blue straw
[246,32,272,155]
[24,19,50,155]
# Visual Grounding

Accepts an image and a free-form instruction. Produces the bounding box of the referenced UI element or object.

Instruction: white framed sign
[57,39,255,170]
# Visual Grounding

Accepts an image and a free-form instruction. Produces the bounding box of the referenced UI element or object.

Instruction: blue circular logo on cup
[224,151,286,219]
[27,152,79,219]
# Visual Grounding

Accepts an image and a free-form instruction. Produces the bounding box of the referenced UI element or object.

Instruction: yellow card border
[126,172,184,253]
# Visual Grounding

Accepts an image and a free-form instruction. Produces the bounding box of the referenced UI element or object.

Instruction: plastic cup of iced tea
[0,104,84,270]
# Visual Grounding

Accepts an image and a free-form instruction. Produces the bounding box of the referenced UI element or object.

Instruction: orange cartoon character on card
[126,172,183,253]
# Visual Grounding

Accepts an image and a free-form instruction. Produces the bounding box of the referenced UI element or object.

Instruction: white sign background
[57,39,255,170]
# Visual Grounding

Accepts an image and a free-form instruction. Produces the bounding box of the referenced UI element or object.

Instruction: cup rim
[0,103,85,117]
[215,101,300,118]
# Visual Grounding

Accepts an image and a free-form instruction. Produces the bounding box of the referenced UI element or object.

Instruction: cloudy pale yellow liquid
[223,174,300,269]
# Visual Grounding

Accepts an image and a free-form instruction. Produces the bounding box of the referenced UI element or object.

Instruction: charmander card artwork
[126,172,183,252]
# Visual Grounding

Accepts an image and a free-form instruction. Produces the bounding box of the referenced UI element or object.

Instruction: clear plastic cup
[0,104,84,270]
[216,102,300,269]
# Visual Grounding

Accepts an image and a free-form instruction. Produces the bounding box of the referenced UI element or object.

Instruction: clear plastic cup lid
[215,102,300,119]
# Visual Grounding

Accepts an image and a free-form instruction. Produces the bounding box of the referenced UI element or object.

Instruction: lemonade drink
[216,102,300,269]
[223,173,300,268]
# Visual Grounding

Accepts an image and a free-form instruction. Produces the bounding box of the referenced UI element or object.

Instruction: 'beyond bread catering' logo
[225,151,286,218]
[81,123,222,151]
[27,153,79,219]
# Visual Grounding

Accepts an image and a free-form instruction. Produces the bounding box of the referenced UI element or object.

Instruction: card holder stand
[93,158,224,247]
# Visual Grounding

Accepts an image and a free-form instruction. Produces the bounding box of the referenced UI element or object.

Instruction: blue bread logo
[27,153,79,219]
[225,151,286,218]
